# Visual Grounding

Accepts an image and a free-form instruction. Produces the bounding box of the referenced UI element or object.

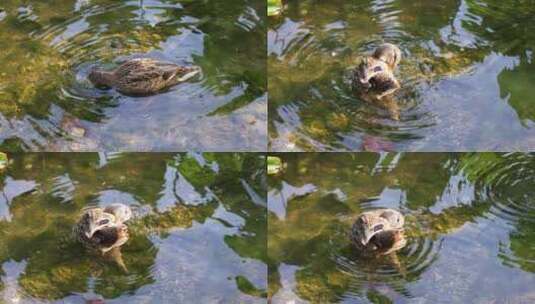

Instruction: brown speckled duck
[73,204,132,272]
[88,58,201,96]
[73,203,132,253]
[353,43,401,99]
[351,208,406,256]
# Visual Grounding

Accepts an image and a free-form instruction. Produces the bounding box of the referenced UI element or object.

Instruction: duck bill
[359,75,373,89]
[85,226,98,239]
[361,230,380,246]
[85,230,93,239]
[177,66,201,82]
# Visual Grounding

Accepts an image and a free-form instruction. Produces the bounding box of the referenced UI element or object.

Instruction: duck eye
[373,224,384,232]
[98,219,109,226]
[373,66,382,72]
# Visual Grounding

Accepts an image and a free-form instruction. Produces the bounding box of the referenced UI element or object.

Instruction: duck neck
[88,69,115,87]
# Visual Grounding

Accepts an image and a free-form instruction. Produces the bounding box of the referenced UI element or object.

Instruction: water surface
[0,0,266,151]
[268,0,535,151]
[0,153,267,303]
[268,153,535,303]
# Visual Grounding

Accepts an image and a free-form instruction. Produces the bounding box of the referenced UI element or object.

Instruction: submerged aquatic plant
[0,153,267,301]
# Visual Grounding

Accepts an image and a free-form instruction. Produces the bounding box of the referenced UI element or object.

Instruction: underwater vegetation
[0,153,267,303]
[0,0,267,151]
[268,0,535,151]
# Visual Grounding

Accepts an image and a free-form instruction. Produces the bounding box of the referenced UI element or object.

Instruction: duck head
[372,43,401,70]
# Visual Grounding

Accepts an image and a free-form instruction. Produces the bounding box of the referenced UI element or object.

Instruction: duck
[88,58,201,96]
[351,208,406,255]
[73,203,132,253]
[353,43,401,100]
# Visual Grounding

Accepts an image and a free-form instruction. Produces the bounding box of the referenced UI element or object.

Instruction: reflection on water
[268,0,535,151]
[0,0,266,151]
[0,153,267,303]
[268,153,535,303]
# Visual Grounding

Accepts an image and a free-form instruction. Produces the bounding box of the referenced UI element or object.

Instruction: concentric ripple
[268,1,442,151]
[268,153,535,303]
[459,153,535,224]
[328,211,442,302]
[448,153,535,277]
[333,234,441,297]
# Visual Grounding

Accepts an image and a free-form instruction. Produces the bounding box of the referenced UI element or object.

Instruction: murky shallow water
[0,0,266,151]
[0,153,267,303]
[268,153,535,303]
[268,0,535,151]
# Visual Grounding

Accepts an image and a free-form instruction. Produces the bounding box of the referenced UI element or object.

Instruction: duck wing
[115,59,178,80]
[113,59,184,95]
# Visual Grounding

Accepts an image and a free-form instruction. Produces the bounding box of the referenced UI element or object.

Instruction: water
[268,153,535,303]
[0,0,267,151]
[268,0,535,151]
[0,153,267,303]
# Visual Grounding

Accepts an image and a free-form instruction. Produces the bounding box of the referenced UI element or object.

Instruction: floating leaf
[267,156,283,175]
[267,0,282,16]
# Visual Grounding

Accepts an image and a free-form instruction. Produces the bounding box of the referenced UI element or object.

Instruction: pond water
[0,0,266,151]
[268,153,535,303]
[0,153,267,303]
[268,0,535,151]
